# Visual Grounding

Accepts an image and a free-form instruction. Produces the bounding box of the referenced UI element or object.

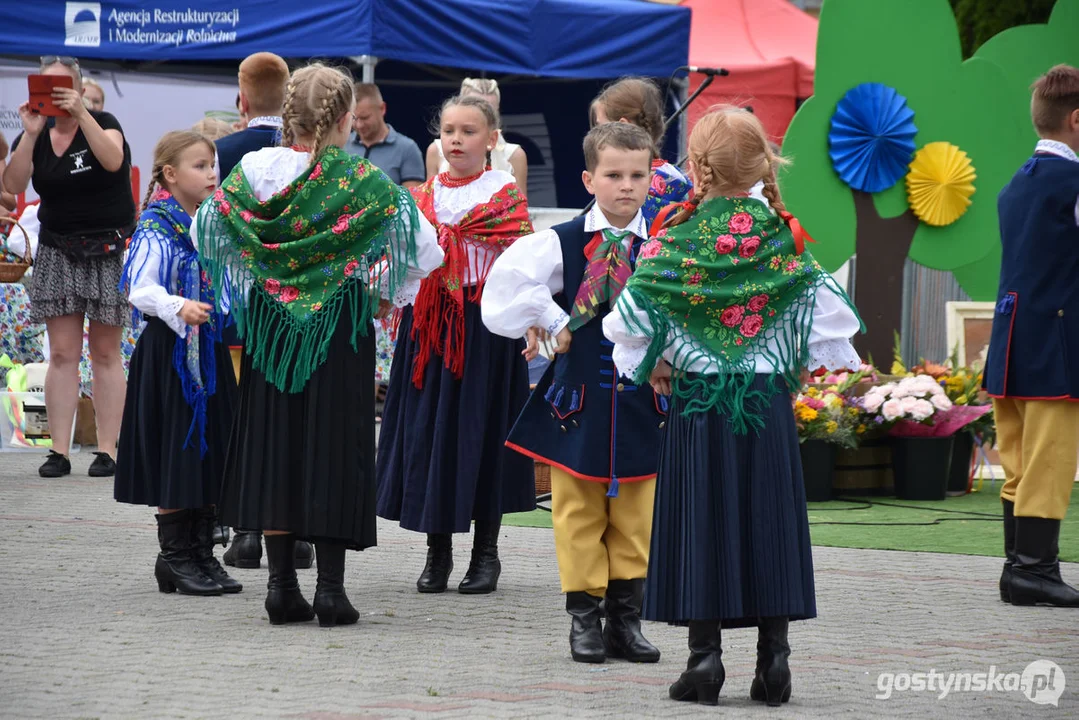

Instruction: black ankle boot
[1009,517,1079,607]
[224,530,263,568]
[750,617,792,706]
[154,511,222,596]
[190,507,242,593]
[295,540,314,570]
[669,620,724,705]
[264,534,315,625]
[313,542,359,627]
[566,591,606,663]
[459,517,501,594]
[603,579,660,663]
[1000,500,1016,603]
[417,533,453,593]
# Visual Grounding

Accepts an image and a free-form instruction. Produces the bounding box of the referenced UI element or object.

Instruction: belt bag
[41,223,134,261]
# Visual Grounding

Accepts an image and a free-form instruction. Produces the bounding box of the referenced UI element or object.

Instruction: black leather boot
[264,534,315,625]
[669,620,724,705]
[1009,517,1079,607]
[154,511,222,596]
[750,617,792,706]
[1000,499,1016,603]
[417,533,453,593]
[191,507,242,593]
[459,516,501,594]
[566,591,606,663]
[224,529,263,568]
[213,524,230,546]
[313,542,359,627]
[294,540,315,570]
[602,579,660,662]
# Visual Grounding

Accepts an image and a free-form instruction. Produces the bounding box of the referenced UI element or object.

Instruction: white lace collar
[433,169,517,224]
[1036,139,1079,163]
[584,205,647,240]
[247,116,283,129]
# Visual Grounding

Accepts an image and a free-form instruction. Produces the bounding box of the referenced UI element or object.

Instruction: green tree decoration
[779,0,1048,365]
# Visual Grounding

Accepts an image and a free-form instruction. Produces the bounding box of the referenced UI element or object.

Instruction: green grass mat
[503,484,1079,562]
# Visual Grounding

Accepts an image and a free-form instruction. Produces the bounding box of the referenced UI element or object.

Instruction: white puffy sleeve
[807,284,862,371]
[603,290,659,381]
[383,205,444,307]
[125,228,187,338]
[481,229,567,338]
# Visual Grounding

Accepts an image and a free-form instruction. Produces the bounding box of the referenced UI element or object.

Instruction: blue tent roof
[5,0,690,79]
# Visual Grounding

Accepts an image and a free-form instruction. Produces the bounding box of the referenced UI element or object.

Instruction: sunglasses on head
[40,56,80,69]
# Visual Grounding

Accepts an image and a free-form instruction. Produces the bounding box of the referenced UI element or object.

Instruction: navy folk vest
[984,154,1079,400]
[504,216,667,495]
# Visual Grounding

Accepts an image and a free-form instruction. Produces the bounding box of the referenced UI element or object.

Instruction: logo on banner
[65,2,101,47]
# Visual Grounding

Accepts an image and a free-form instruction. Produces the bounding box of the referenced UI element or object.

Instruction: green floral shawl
[620,195,861,432]
[196,145,418,392]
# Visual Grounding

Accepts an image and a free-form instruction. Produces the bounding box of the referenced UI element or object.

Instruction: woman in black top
[3,57,136,479]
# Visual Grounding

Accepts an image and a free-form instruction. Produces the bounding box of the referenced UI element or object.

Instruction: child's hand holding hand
[374,299,394,319]
[650,359,672,396]
[523,327,546,362]
[553,327,572,355]
[178,300,213,326]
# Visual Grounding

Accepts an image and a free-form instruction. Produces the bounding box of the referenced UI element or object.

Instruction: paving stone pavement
[1,451,1077,719]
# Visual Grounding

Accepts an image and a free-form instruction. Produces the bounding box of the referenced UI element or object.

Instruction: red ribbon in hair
[648,200,696,238]
[777,210,816,255]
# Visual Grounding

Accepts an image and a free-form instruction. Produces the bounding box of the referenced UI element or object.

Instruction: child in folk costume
[115,130,240,597]
[604,107,862,706]
[376,95,536,595]
[591,77,692,228]
[196,64,443,627]
[984,64,1079,609]
[483,123,664,664]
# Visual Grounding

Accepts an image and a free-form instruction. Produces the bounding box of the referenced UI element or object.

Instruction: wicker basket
[535,461,552,496]
[0,217,31,283]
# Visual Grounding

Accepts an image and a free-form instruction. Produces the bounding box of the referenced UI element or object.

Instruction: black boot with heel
[191,507,242,593]
[417,533,453,593]
[459,516,501,594]
[154,511,222,596]
[750,617,792,706]
[1000,499,1016,602]
[603,579,660,662]
[567,591,606,663]
[264,534,315,625]
[669,620,724,705]
[313,542,359,627]
[1009,516,1079,607]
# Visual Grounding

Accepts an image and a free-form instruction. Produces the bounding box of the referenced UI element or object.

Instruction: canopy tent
[2,0,690,80]
[681,0,817,142]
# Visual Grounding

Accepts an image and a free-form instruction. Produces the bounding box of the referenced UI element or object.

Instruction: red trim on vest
[504,441,656,485]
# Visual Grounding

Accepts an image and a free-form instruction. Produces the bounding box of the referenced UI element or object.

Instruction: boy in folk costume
[483,123,664,664]
[985,64,1079,609]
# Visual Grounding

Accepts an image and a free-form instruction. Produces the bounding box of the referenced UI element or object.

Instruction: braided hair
[666,105,789,228]
[280,63,355,165]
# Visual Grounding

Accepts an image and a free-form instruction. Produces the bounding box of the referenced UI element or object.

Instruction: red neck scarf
[408,176,532,388]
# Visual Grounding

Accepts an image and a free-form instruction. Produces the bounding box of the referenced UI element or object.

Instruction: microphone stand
[580,73,716,216]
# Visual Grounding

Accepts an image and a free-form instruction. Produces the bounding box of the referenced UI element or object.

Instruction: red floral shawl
[409,176,532,388]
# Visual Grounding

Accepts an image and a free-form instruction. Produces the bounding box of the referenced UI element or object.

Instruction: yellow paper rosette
[905,142,977,226]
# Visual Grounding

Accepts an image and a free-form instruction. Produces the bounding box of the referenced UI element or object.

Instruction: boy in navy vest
[483,123,665,663]
[985,64,1079,608]
[212,53,313,571]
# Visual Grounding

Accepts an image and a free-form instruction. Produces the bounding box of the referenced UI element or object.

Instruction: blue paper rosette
[828,83,918,193]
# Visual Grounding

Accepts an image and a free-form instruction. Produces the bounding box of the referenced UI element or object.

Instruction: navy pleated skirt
[642,374,816,628]
[218,289,378,550]
[115,319,237,509]
[376,301,536,534]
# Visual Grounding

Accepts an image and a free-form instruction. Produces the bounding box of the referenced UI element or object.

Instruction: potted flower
[795,386,858,501]
[938,350,995,494]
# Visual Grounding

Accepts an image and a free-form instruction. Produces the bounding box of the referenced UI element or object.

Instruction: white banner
[1,60,239,207]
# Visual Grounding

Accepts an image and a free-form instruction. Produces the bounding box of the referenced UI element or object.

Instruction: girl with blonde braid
[195,63,443,627]
[604,106,863,707]
[116,130,240,597]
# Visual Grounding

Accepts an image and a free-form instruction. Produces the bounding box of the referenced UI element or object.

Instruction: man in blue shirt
[344,83,425,188]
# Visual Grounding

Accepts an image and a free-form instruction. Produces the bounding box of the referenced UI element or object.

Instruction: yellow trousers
[550,466,656,596]
[995,398,1079,520]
